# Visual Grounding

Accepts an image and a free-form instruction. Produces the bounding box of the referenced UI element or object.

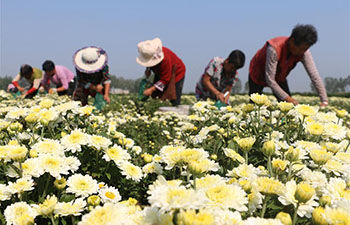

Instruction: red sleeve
[12,81,19,88]
[158,55,173,85]
[26,87,37,95]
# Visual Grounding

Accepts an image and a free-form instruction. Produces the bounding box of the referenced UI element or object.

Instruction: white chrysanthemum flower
[39,98,55,109]
[22,158,44,177]
[36,195,58,216]
[119,161,143,182]
[39,155,70,179]
[99,186,122,204]
[78,202,130,225]
[142,162,163,176]
[39,108,59,124]
[7,145,28,161]
[74,105,95,116]
[322,177,350,202]
[32,139,64,156]
[227,164,261,180]
[323,123,347,140]
[278,180,318,218]
[0,184,11,202]
[243,217,283,225]
[298,168,327,191]
[66,174,98,197]
[313,111,338,123]
[54,198,86,216]
[5,107,28,120]
[88,135,112,151]
[131,146,142,154]
[65,156,81,173]
[159,145,186,170]
[216,209,242,225]
[295,104,317,117]
[323,206,350,225]
[61,129,89,153]
[54,101,80,114]
[195,174,227,190]
[323,159,345,176]
[4,202,37,225]
[148,185,205,212]
[204,183,248,211]
[103,145,131,165]
[8,177,35,194]
[247,190,263,212]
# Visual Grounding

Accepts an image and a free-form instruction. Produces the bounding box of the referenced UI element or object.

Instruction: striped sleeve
[265,45,290,100]
[302,50,328,103]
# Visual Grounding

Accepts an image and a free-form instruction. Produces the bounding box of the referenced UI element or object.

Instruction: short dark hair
[290,24,318,46]
[20,64,33,77]
[228,50,245,69]
[42,60,55,72]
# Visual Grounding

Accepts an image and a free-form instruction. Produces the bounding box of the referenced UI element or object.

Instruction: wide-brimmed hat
[136,38,164,67]
[73,46,108,73]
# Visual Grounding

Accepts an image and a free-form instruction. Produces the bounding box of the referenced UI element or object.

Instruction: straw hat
[73,46,108,73]
[136,38,164,67]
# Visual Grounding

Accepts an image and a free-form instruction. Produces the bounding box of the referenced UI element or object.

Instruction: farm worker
[248,24,328,106]
[136,37,186,106]
[9,64,43,99]
[41,60,75,95]
[195,50,246,103]
[72,46,111,106]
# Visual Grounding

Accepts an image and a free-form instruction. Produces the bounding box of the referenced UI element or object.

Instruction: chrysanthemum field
[0,90,349,225]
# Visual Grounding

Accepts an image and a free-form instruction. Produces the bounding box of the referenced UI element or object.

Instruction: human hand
[21,94,26,99]
[144,87,155,96]
[95,84,103,93]
[39,86,45,93]
[18,86,25,92]
[215,92,225,102]
[320,101,328,107]
[285,96,298,105]
[104,94,110,103]
[48,88,57,94]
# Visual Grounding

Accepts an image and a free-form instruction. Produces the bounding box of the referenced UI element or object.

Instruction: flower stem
[244,151,248,164]
[292,204,299,225]
[260,195,270,218]
[50,214,57,225]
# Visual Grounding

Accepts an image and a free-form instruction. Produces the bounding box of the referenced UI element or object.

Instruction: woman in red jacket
[249,24,328,106]
[136,38,186,106]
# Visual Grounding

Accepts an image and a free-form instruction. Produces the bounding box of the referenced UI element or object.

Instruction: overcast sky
[0,0,349,93]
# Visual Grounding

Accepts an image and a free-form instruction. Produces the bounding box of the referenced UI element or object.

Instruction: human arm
[302,50,328,106]
[265,45,298,104]
[103,82,111,103]
[11,74,25,92]
[202,73,226,102]
[24,78,42,97]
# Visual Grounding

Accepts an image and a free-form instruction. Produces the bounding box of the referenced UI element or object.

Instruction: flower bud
[210,154,217,160]
[312,207,327,225]
[272,159,287,174]
[275,212,292,225]
[242,104,254,113]
[143,153,153,163]
[295,182,315,203]
[87,195,101,206]
[285,147,299,162]
[54,178,66,190]
[29,149,38,158]
[262,140,275,157]
[238,179,252,193]
[319,195,331,206]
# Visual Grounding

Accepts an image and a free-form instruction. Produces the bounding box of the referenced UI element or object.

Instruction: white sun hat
[73,46,108,73]
[136,37,164,67]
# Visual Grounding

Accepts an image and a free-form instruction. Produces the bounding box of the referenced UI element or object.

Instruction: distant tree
[312,75,350,94]
[0,76,12,90]
[232,78,242,94]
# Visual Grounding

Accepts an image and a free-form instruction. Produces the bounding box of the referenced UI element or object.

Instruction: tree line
[0,75,349,94]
